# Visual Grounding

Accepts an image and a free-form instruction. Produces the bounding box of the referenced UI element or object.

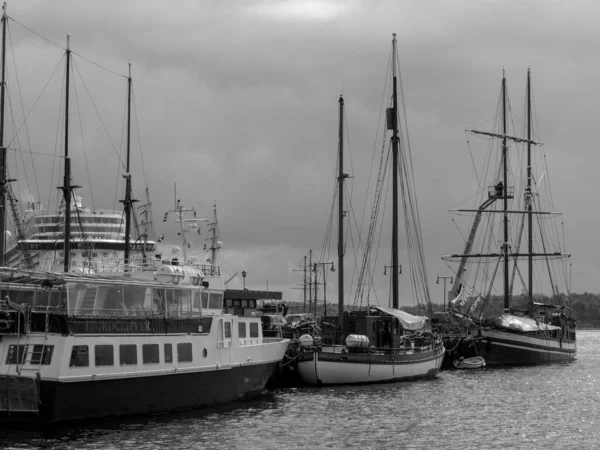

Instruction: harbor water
[2,330,599,449]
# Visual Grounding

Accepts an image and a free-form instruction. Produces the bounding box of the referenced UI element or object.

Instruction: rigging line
[48,60,67,215]
[71,59,96,211]
[4,54,65,150]
[396,65,431,305]
[114,81,128,215]
[342,95,354,206]
[465,136,480,187]
[357,45,392,256]
[7,16,63,50]
[70,51,127,79]
[5,146,73,159]
[7,24,40,201]
[319,180,336,265]
[72,59,125,171]
[131,86,148,183]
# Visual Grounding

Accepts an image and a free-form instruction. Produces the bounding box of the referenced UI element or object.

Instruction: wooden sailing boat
[443,70,576,366]
[296,35,444,385]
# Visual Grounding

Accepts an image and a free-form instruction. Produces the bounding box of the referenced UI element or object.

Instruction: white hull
[297,345,444,385]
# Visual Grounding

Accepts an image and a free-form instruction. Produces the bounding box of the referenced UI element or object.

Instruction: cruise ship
[4,195,156,273]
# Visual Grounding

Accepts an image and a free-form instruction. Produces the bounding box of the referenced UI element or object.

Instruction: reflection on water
[2,331,599,450]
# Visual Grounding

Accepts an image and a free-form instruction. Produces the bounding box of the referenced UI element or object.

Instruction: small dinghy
[453,356,486,370]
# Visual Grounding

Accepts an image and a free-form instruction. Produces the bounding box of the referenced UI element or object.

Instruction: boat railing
[238,337,286,347]
[86,259,223,277]
[316,335,444,356]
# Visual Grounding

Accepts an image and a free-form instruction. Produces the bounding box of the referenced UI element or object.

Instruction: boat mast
[209,201,218,266]
[303,254,307,312]
[502,71,509,311]
[61,34,79,273]
[0,3,7,266]
[337,95,345,330]
[526,69,533,304]
[122,62,135,272]
[391,33,399,309]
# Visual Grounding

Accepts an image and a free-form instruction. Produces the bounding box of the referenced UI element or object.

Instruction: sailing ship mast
[390,33,400,308]
[208,201,219,266]
[0,3,6,266]
[121,62,137,272]
[500,72,511,312]
[60,34,80,273]
[337,95,345,333]
[526,69,533,305]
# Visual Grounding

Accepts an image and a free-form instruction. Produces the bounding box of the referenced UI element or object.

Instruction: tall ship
[296,35,444,385]
[442,70,576,366]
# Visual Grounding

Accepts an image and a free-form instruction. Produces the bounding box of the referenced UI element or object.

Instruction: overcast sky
[3,0,598,308]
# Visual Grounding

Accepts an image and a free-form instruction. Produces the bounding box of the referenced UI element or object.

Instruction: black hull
[0,361,278,425]
[474,329,576,367]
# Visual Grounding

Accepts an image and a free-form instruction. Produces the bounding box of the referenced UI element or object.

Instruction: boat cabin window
[95,345,114,366]
[238,322,247,338]
[143,344,160,364]
[177,343,193,363]
[224,321,232,338]
[13,289,35,306]
[30,345,53,365]
[192,291,202,313]
[6,345,28,365]
[165,289,195,318]
[177,290,192,317]
[67,283,98,315]
[32,290,62,308]
[201,291,209,308]
[152,289,166,315]
[250,322,259,338]
[69,345,89,367]
[164,343,173,363]
[121,285,149,316]
[94,285,123,315]
[119,344,138,365]
[208,292,223,310]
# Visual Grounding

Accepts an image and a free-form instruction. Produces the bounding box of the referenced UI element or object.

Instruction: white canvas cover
[372,305,428,330]
[493,314,561,332]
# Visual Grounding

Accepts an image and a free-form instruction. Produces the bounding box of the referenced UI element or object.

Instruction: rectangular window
[178,290,192,316]
[152,289,165,315]
[119,344,138,365]
[192,291,201,312]
[95,345,114,366]
[143,344,160,364]
[69,345,89,367]
[30,345,54,365]
[238,322,247,338]
[209,292,223,309]
[6,345,28,365]
[201,291,209,309]
[164,343,173,363]
[224,321,232,338]
[250,322,259,338]
[177,343,193,363]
